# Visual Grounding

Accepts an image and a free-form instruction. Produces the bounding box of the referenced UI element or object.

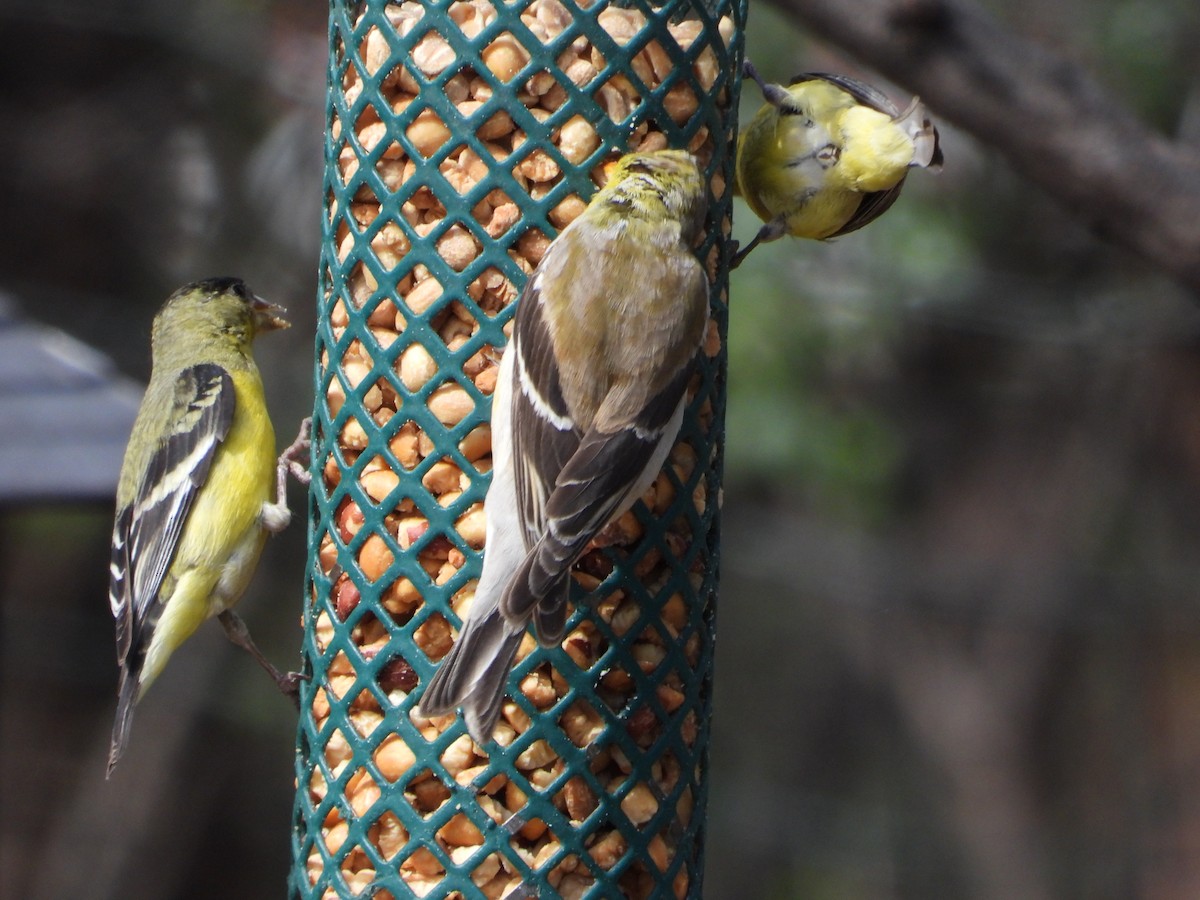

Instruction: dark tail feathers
[420,607,526,745]
[107,668,139,778]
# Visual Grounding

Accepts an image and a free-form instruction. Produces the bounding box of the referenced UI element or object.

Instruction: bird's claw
[271,417,312,519]
[277,671,310,709]
[278,417,313,487]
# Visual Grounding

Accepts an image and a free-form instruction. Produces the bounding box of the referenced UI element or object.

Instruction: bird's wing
[508,273,585,544]
[834,183,906,238]
[544,361,695,564]
[500,358,695,634]
[110,363,235,664]
[791,71,900,117]
[500,247,704,621]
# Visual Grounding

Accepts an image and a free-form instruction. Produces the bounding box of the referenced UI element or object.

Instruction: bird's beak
[251,295,290,332]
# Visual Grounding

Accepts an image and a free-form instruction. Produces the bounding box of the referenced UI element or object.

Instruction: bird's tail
[107,667,139,778]
[896,96,943,171]
[419,603,527,746]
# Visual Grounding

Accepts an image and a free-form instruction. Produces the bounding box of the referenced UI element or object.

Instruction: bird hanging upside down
[734,59,943,265]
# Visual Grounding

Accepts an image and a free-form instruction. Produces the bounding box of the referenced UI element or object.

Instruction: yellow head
[589,149,708,245]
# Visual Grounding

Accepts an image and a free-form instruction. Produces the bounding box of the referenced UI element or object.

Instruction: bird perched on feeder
[733,59,942,265]
[420,149,710,744]
[107,277,308,777]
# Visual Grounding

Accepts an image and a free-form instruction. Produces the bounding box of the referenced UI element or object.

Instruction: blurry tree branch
[764,0,1200,295]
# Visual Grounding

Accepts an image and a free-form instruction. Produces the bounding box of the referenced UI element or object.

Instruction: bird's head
[154,277,289,353]
[593,149,708,246]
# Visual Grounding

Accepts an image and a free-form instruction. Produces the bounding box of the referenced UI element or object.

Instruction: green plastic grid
[292,0,745,896]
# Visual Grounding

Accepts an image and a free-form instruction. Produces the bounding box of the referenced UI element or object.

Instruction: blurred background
[3,1,1200,898]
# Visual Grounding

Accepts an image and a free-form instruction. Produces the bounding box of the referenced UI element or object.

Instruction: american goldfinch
[107,277,303,777]
[420,149,710,743]
[734,59,942,265]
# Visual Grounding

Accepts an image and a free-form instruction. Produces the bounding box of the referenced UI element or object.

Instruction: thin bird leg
[217,609,305,707]
[279,416,313,486]
[262,417,312,534]
[732,217,790,268]
[731,230,765,268]
[743,58,787,107]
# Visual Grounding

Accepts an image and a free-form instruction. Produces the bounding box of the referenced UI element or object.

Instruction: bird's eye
[816,143,840,167]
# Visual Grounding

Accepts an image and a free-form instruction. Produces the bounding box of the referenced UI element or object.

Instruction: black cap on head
[189,276,249,298]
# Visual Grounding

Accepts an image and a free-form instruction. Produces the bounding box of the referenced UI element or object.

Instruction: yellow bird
[107,277,304,777]
[734,60,942,265]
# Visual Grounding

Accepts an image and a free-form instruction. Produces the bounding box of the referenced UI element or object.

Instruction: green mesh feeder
[292,0,745,896]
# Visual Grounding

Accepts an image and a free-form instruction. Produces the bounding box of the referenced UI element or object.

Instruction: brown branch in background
[764,0,1200,295]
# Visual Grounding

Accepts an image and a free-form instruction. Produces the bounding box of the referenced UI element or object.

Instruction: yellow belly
[138,367,275,692]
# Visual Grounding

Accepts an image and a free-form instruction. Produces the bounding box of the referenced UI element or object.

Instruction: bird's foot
[278,417,313,487]
[275,670,309,710]
[264,417,312,533]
